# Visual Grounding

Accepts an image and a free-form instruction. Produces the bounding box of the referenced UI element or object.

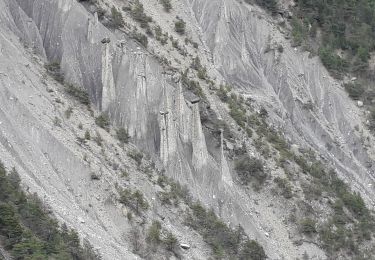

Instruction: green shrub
[110,6,123,28]
[191,56,202,70]
[45,62,64,83]
[197,67,207,80]
[291,17,308,47]
[230,108,247,128]
[90,172,100,180]
[274,177,293,199]
[131,1,152,28]
[174,19,186,35]
[127,150,143,166]
[127,212,133,221]
[163,231,178,252]
[95,114,110,130]
[131,30,148,47]
[160,0,172,12]
[239,239,267,260]
[235,157,266,187]
[93,132,103,146]
[65,84,90,105]
[116,127,129,144]
[186,202,266,259]
[0,163,99,259]
[216,85,230,102]
[181,71,205,99]
[154,26,168,45]
[147,221,161,245]
[65,107,73,119]
[341,192,367,217]
[319,47,348,73]
[119,189,149,214]
[53,117,62,127]
[291,0,375,76]
[300,218,317,235]
[84,130,91,140]
[344,83,364,100]
[245,0,277,14]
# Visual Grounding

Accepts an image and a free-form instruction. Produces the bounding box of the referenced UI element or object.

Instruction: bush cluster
[186,203,266,259]
[174,19,186,35]
[131,0,152,29]
[0,163,99,259]
[95,113,110,130]
[119,188,149,215]
[235,156,267,188]
[160,0,172,12]
[65,84,90,105]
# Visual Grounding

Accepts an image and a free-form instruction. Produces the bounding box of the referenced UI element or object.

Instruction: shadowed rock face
[1,0,375,259]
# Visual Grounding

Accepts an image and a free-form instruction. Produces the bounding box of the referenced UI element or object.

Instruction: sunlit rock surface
[0,0,374,259]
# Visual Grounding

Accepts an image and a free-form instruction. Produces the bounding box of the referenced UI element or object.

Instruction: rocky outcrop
[189,0,375,203]
[2,0,375,259]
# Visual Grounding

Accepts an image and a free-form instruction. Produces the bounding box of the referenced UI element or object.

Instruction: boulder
[180,243,191,250]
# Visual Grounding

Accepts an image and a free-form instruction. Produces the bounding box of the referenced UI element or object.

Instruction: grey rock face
[1,0,375,259]
[189,0,375,199]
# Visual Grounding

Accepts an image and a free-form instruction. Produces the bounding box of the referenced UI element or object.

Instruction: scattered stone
[180,243,191,250]
[225,141,234,150]
[357,101,364,107]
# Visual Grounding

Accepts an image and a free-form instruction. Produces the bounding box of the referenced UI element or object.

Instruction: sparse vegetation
[131,30,148,47]
[158,181,190,206]
[109,6,123,28]
[344,82,364,100]
[235,156,266,188]
[53,116,62,127]
[272,134,375,257]
[95,113,110,130]
[274,177,293,199]
[216,86,251,130]
[131,0,152,29]
[245,0,278,14]
[93,132,103,146]
[147,220,161,246]
[217,87,375,258]
[90,172,100,180]
[127,150,143,166]
[186,203,266,259]
[116,127,129,145]
[45,62,64,83]
[163,231,178,252]
[65,106,73,119]
[300,218,317,235]
[0,163,100,259]
[119,188,149,215]
[85,130,91,140]
[160,0,172,12]
[65,84,90,105]
[154,25,168,45]
[174,18,186,35]
[181,70,206,99]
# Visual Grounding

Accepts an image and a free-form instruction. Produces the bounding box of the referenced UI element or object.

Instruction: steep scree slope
[1,0,375,259]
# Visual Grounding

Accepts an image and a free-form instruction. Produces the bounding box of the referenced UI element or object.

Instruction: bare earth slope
[1,0,375,259]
